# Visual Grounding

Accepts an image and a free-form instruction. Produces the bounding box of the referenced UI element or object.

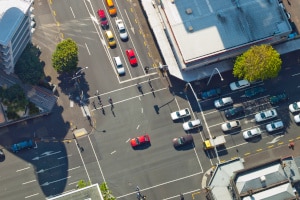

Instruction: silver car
[255,109,277,122]
[243,128,261,139]
[214,97,233,108]
[221,120,241,132]
[266,121,284,132]
[229,80,250,91]
[115,19,128,40]
[170,108,190,121]
[183,119,201,131]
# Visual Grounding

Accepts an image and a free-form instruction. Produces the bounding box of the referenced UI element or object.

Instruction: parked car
[244,86,265,98]
[255,109,277,122]
[97,9,108,29]
[183,119,201,131]
[11,139,34,153]
[115,18,128,40]
[243,128,261,139]
[221,120,241,132]
[171,108,190,120]
[266,121,284,132]
[126,49,137,66]
[214,97,233,108]
[224,106,244,118]
[200,88,221,99]
[229,80,250,91]
[172,134,193,148]
[130,134,150,147]
[269,92,288,105]
[289,102,300,113]
[294,114,300,123]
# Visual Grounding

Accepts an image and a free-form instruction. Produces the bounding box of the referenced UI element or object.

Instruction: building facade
[0,0,35,74]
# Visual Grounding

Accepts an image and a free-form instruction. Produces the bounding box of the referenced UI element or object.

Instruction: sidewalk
[31,0,92,138]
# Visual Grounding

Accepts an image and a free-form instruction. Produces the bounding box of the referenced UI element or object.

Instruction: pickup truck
[203,136,226,150]
[11,139,34,153]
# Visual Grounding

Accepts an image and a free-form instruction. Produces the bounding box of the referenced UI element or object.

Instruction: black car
[269,92,288,105]
[224,106,244,118]
[200,88,221,99]
[244,86,265,98]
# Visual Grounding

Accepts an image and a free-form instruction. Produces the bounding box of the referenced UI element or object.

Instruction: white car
[221,120,240,132]
[255,109,277,122]
[115,19,128,40]
[214,97,233,108]
[229,80,250,91]
[266,121,284,132]
[294,114,300,123]
[289,102,300,113]
[171,108,190,121]
[113,56,125,75]
[183,119,201,131]
[243,128,261,139]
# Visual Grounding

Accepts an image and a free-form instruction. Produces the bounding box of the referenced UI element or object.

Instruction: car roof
[97,9,105,17]
[106,30,113,37]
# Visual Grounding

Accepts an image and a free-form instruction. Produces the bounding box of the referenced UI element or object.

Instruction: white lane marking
[163,189,201,200]
[70,100,74,107]
[117,172,203,199]
[68,181,78,186]
[75,140,91,183]
[16,167,30,172]
[70,7,76,18]
[41,176,71,187]
[110,150,116,155]
[85,43,91,55]
[126,138,130,143]
[22,180,36,185]
[57,154,72,160]
[67,166,81,171]
[292,72,300,76]
[136,125,140,130]
[141,108,143,113]
[25,193,39,199]
[124,9,135,34]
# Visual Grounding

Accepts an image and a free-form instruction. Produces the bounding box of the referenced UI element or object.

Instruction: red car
[130,134,150,147]
[126,49,137,66]
[97,9,108,29]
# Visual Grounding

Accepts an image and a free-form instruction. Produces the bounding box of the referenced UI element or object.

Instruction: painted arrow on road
[41,176,71,187]
[267,135,284,144]
[32,151,61,161]
[37,164,65,174]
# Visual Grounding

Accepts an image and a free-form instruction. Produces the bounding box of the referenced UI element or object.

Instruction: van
[113,56,125,75]
[106,0,117,16]
[105,30,116,47]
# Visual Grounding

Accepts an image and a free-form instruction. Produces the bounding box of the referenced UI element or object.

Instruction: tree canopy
[15,44,44,85]
[52,38,79,73]
[233,44,282,82]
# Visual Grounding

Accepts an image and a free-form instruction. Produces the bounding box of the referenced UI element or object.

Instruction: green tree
[15,44,44,85]
[233,44,282,82]
[76,180,91,189]
[100,182,116,200]
[52,38,79,73]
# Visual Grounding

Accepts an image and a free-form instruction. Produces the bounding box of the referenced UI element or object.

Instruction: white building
[143,0,293,81]
[0,0,35,74]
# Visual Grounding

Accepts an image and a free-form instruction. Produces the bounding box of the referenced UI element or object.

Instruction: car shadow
[244,135,262,143]
[172,117,191,124]
[173,143,194,151]
[185,126,203,134]
[223,128,241,135]
[132,143,151,150]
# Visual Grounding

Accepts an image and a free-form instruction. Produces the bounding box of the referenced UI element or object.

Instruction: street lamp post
[185,82,221,164]
[207,68,224,86]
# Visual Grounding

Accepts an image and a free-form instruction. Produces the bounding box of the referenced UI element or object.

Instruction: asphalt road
[1,0,300,200]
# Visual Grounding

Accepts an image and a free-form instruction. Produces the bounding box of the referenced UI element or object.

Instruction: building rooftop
[0,0,32,46]
[47,184,103,200]
[163,0,290,65]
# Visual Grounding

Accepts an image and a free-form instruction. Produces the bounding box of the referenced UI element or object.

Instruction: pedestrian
[108,97,113,105]
[148,78,152,88]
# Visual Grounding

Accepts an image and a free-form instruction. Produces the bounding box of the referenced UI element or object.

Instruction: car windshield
[271,123,276,129]
[130,55,135,59]
[135,138,140,145]
[101,16,107,21]
[109,38,114,42]
[178,137,185,144]
[227,123,231,129]
[117,64,122,69]
[188,122,193,128]
[293,103,299,109]
[260,113,266,118]
[235,82,241,87]
[219,99,224,105]
[120,28,126,33]
[246,131,252,136]
[176,112,180,117]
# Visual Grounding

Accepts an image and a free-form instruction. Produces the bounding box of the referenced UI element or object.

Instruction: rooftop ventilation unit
[188,26,193,32]
[186,8,192,15]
